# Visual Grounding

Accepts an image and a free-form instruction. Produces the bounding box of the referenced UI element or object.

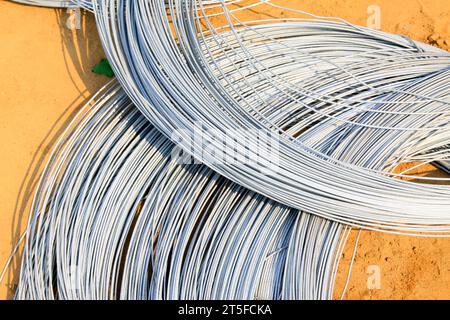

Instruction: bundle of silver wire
[70,0,450,234]
[13,81,348,300]
[9,0,227,9]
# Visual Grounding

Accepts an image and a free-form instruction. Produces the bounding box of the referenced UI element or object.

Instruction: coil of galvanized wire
[78,0,450,234]
[13,81,348,300]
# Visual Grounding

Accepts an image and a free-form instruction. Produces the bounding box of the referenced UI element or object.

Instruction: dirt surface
[1,0,450,300]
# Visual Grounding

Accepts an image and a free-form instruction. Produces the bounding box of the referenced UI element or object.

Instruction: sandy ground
[1,0,450,300]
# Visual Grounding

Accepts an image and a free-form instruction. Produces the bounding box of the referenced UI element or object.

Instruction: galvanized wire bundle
[82,0,450,234]
[9,0,229,10]
[14,82,349,300]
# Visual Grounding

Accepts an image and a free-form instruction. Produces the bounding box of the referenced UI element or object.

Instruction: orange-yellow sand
[1,0,450,299]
